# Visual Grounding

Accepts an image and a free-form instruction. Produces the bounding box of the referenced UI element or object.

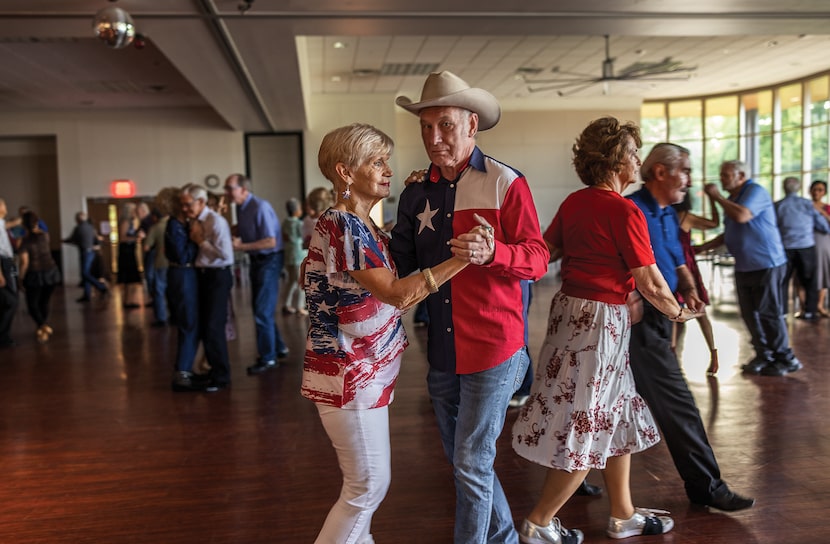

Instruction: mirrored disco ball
[93,6,136,49]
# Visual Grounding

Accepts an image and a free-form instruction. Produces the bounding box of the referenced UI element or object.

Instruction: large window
[643,70,830,200]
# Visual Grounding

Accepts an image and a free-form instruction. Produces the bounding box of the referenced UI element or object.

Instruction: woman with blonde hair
[304,123,479,544]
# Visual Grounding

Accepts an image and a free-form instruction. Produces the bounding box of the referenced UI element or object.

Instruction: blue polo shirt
[627,187,684,292]
[236,193,282,254]
[724,180,787,272]
[775,193,830,249]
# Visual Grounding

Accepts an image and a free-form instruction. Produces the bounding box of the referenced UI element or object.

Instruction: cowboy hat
[395,71,501,130]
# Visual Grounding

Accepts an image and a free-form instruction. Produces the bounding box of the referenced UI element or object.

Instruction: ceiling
[1,1,830,133]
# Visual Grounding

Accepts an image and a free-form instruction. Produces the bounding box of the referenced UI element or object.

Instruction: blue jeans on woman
[427,347,529,544]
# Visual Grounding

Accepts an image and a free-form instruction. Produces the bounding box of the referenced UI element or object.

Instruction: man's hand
[703,183,721,199]
[232,236,243,250]
[404,169,428,186]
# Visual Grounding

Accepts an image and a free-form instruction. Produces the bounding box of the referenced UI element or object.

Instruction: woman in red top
[512,117,697,543]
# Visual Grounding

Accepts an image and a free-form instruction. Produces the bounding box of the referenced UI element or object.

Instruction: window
[643,69,830,201]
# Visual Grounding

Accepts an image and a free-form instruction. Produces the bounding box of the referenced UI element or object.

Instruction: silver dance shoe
[606,507,674,539]
[518,517,584,544]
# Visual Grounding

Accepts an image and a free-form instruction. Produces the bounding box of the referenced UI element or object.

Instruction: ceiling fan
[522,35,697,96]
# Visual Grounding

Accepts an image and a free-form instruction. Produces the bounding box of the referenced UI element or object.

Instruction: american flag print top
[301,209,408,409]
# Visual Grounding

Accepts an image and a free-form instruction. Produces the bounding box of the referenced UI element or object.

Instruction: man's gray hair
[641,142,690,182]
[185,184,208,203]
[722,159,748,177]
[783,176,801,195]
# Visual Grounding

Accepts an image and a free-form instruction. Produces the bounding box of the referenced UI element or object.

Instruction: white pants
[314,404,390,544]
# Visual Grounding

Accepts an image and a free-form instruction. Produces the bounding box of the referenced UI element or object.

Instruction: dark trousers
[0,256,17,344]
[0,285,16,345]
[24,284,55,327]
[198,267,233,384]
[169,267,198,373]
[81,249,107,298]
[782,246,818,314]
[629,299,727,502]
[735,264,794,363]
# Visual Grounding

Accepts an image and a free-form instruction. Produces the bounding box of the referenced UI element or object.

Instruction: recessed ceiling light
[331,75,341,82]
[333,41,346,49]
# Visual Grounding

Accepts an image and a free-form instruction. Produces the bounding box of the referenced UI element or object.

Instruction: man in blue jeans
[225,174,287,375]
[63,211,108,302]
[391,72,549,544]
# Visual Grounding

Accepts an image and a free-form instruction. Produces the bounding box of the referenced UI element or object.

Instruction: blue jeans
[81,249,106,299]
[250,251,286,362]
[427,347,529,544]
[152,267,168,322]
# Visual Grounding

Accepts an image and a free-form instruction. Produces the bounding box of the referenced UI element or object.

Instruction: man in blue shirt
[775,176,830,320]
[225,174,288,376]
[628,143,755,512]
[702,160,801,376]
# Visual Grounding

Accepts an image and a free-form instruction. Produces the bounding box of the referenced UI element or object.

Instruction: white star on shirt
[417,200,439,235]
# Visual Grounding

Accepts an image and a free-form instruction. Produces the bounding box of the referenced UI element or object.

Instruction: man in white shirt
[0,198,18,348]
[181,185,234,392]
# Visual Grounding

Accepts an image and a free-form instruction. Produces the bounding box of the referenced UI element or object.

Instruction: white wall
[0,107,245,282]
[0,100,640,282]
[304,94,639,233]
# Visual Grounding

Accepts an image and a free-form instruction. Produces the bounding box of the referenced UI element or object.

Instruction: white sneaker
[509,394,530,408]
[518,518,584,544]
[607,507,674,539]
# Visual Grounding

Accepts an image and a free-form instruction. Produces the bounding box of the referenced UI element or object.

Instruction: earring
[342,186,351,200]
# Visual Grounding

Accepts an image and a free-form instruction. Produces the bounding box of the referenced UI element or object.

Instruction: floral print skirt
[512,291,660,471]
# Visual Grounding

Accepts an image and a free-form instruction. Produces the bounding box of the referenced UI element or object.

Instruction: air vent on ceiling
[379,63,440,76]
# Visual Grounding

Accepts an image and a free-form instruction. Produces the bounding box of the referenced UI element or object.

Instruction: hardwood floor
[1,274,827,543]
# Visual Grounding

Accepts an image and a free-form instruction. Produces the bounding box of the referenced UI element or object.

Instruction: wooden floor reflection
[1,275,827,543]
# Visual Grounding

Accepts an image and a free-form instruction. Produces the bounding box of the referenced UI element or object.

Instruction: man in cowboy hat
[390,71,550,544]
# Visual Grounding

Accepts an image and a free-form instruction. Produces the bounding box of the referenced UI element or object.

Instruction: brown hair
[572,116,641,187]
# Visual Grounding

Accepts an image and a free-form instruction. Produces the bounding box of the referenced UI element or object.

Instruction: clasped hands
[450,213,495,265]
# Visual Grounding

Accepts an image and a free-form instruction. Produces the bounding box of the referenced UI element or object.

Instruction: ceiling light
[331,76,341,82]
[333,41,346,49]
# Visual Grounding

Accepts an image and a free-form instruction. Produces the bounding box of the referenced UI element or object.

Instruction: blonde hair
[318,123,394,185]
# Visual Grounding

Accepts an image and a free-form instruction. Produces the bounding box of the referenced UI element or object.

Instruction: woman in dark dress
[673,191,720,375]
[18,211,61,344]
[117,202,143,309]
[164,187,201,391]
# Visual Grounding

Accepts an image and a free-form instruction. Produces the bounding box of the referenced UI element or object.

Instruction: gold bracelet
[422,267,439,294]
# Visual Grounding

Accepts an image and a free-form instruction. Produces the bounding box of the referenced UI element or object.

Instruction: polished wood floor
[1,272,828,544]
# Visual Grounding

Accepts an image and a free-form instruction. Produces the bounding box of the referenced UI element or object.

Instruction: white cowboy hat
[395,71,501,130]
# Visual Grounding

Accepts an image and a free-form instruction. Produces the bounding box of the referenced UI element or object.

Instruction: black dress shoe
[247,360,277,375]
[693,490,755,511]
[760,362,788,376]
[741,357,771,375]
[204,380,230,393]
[779,357,803,372]
[277,349,290,360]
[574,481,603,496]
